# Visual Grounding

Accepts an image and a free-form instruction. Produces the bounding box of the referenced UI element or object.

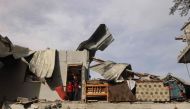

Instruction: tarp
[29,49,56,78]
[77,24,114,58]
[90,59,132,81]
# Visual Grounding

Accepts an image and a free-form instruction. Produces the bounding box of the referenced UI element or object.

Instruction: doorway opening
[66,65,82,101]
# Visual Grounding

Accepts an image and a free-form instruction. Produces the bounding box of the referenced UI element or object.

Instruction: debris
[132,71,161,81]
[0,34,34,59]
[29,49,56,78]
[0,34,14,57]
[43,101,62,109]
[163,74,190,101]
[108,81,136,102]
[77,24,114,59]
[9,104,25,109]
[90,58,132,82]
[29,104,39,109]
[2,102,25,109]
[16,97,30,104]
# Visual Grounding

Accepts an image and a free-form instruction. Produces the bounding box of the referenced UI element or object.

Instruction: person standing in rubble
[72,74,81,100]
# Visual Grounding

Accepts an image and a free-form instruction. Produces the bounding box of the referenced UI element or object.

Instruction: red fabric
[180,92,185,97]
[168,86,173,90]
[67,84,73,93]
[55,85,66,100]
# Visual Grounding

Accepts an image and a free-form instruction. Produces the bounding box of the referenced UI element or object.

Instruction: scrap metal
[77,24,114,59]
[0,34,33,59]
[90,58,132,81]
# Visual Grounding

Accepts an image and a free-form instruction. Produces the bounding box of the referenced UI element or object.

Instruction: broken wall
[58,50,90,101]
[0,50,89,102]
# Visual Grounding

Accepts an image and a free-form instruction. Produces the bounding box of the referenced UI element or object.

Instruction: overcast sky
[0,0,190,80]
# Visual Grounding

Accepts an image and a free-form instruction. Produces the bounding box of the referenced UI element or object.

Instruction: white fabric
[127,80,136,90]
[29,49,56,78]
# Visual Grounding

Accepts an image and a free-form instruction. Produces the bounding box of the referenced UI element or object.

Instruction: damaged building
[0,23,190,109]
[0,39,90,102]
[0,24,115,103]
[176,21,190,63]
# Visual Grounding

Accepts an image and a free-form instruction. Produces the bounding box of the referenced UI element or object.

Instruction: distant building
[176,22,190,63]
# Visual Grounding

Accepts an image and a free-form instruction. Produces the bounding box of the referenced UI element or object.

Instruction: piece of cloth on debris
[127,80,136,90]
[77,24,114,59]
[29,49,56,78]
[109,81,136,102]
[90,60,131,81]
[0,35,33,59]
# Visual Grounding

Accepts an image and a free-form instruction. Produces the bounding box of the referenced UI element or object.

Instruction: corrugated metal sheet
[29,49,56,78]
[90,60,131,81]
[77,24,114,58]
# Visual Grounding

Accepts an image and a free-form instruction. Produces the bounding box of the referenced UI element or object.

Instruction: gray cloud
[0,0,189,80]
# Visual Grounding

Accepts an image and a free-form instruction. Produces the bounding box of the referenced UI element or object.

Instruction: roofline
[181,21,190,31]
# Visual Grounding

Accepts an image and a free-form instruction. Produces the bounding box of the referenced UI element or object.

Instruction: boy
[67,81,73,100]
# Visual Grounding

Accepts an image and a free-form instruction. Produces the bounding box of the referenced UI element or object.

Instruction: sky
[0,0,190,81]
